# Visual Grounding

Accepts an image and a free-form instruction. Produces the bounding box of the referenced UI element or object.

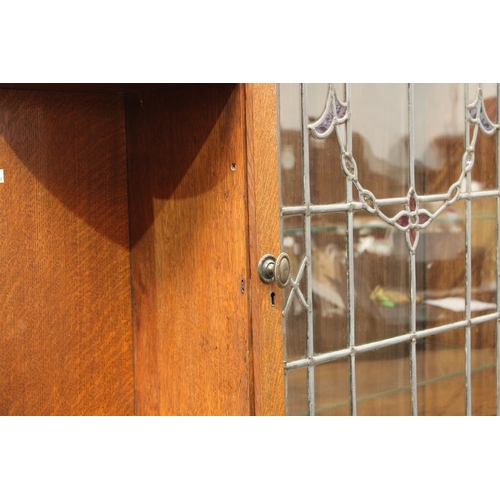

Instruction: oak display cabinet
[0,83,284,415]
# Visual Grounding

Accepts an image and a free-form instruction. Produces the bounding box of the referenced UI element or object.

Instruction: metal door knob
[258,252,291,288]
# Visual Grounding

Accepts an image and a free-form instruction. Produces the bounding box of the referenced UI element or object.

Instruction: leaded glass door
[278,83,499,415]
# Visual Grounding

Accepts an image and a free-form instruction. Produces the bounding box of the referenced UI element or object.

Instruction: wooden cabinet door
[128,83,286,415]
[245,84,286,415]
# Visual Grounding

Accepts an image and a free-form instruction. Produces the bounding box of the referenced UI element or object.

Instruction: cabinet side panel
[126,84,252,415]
[246,84,285,415]
[0,90,134,415]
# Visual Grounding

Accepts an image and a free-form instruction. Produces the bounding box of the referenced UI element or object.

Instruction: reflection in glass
[419,202,466,331]
[286,368,308,416]
[353,210,411,344]
[350,84,409,200]
[314,359,350,416]
[416,331,466,416]
[279,83,303,208]
[471,198,497,318]
[356,344,411,416]
[311,214,347,353]
[471,321,496,416]
[414,84,464,195]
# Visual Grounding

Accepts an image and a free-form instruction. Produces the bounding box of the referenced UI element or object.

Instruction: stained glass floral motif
[393,189,432,250]
[308,84,500,251]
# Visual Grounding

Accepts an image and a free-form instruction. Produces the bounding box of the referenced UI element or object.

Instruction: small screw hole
[231,163,236,171]
[270,292,276,307]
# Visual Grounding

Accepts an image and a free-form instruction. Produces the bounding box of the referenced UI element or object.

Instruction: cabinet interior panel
[0,89,134,415]
[126,84,253,415]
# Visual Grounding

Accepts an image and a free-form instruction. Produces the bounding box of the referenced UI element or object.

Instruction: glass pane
[279,83,303,208]
[417,330,466,416]
[286,368,308,416]
[420,202,466,330]
[314,359,350,416]
[356,344,411,416]
[351,83,409,200]
[354,209,410,344]
[471,197,497,318]
[311,214,347,353]
[414,84,464,195]
[471,321,497,416]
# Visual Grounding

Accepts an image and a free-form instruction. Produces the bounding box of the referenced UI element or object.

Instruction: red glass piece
[397,215,409,227]
[409,194,416,212]
[409,229,416,246]
[418,213,430,224]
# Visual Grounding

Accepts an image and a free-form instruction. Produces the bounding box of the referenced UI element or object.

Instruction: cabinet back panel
[0,90,134,415]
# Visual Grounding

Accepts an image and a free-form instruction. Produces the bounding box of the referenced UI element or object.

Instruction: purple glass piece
[336,101,347,119]
[316,106,334,134]
[480,107,493,131]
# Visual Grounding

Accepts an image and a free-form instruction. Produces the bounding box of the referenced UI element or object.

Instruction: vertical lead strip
[464,84,473,416]
[300,84,315,415]
[408,84,418,415]
[277,85,289,416]
[497,83,500,416]
[346,83,357,415]
[284,370,289,416]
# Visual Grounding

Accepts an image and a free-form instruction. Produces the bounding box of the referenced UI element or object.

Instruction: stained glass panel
[279,83,500,415]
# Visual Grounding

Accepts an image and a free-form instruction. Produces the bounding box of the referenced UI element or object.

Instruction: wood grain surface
[126,84,253,415]
[0,89,134,415]
[245,84,285,415]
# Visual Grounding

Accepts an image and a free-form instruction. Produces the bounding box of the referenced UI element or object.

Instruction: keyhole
[270,292,276,307]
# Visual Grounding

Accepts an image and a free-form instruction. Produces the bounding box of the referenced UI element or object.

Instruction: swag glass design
[308,84,499,251]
